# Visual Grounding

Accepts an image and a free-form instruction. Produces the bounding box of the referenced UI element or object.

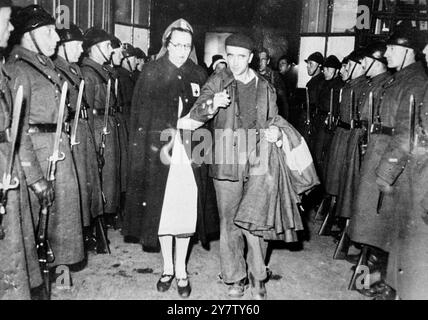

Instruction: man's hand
[211,90,231,113]
[264,126,282,143]
[375,177,394,194]
[30,178,55,207]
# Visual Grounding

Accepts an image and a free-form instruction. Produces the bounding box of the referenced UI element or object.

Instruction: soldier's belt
[69,108,88,120]
[370,123,395,136]
[92,108,116,116]
[337,120,351,130]
[0,129,10,143]
[28,123,68,134]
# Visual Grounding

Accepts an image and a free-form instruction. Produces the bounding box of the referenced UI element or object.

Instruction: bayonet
[327,88,334,130]
[350,90,355,129]
[409,94,416,155]
[0,86,24,240]
[368,91,374,144]
[37,81,68,297]
[70,80,85,149]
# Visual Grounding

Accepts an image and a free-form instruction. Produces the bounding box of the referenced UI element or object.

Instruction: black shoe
[249,273,267,300]
[156,274,175,293]
[227,278,247,298]
[345,254,361,265]
[177,278,191,298]
[84,233,98,252]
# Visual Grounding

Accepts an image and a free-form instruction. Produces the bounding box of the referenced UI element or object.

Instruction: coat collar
[81,57,111,83]
[10,45,55,69]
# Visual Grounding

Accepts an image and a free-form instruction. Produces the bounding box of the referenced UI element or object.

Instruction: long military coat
[54,56,103,226]
[7,46,84,267]
[324,75,368,197]
[374,63,428,295]
[348,62,427,254]
[81,57,120,214]
[313,76,344,180]
[0,62,42,299]
[336,72,390,219]
[124,55,219,251]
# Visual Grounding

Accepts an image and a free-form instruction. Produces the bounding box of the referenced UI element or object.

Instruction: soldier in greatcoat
[349,26,428,300]
[0,0,43,300]
[7,5,84,282]
[81,28,121,227]
[54,24,105,252]
[373,27,428,300]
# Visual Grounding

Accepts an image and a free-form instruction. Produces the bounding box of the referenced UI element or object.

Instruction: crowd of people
[1,0,428,301]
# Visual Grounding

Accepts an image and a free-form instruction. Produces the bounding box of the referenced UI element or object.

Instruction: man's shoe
[30,284,49,300]
[156,274,175,293]
[345,254,360,265]
[228,278,247,298]
[249,273,267,300]
[177,278,191,298]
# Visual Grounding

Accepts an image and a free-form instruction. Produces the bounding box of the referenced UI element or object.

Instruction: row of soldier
[303,22,428,300]
[0,2,145,299]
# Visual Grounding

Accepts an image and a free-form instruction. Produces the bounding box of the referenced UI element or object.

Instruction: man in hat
[258,47,288,119]
[371,25,428,300]
[189,33,283,300]
[54,24,105,253]
[314,55,344,179]
[7,4,84,286]
[125,18,218,298]
[81,28,121,230]
[0,0,44,300]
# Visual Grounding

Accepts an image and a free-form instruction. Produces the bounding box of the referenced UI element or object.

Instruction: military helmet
[57,23,84,44]
[324,55,341,69]
[364,41,387,65]
[305,52,324,65]
[12,5,56,36]
[347,48,366,64]
[0,0,12,8]
[134,47,147,60]
[122,43,137,59]
[387,23,420,51]
[82,27,113,52]
[111,36,122,49]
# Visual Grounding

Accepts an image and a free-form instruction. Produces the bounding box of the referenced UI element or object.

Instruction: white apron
[158,97,201,236]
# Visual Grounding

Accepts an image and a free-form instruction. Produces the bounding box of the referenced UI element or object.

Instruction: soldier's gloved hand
[375,177,393,194]
[30,178,55,207]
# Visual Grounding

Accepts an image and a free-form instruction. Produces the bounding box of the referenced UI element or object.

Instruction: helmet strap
[400,49,408,71]
[365,59,375,76]
[95,44,110,64]
[29,30,43,56]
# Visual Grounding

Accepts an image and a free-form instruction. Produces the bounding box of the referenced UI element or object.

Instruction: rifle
[368,91,374,144]
[304,88,312,136]
[326,88,335,131]
[350,90,355,129]
[0,86,24,240]
[114,78,122,113]
[36,81,68,297]
[377,94,415,215]
[70,80,85,150]
[96,79,112,255]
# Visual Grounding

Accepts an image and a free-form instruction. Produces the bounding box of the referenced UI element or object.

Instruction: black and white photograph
[1,0,428,306]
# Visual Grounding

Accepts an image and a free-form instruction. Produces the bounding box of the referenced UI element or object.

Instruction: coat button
[138,127,143,132]
[185,99,189,103]
[142,202,147,207]
[178,75,182,80]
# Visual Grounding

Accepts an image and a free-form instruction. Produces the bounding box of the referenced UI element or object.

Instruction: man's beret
[225,33,254,51]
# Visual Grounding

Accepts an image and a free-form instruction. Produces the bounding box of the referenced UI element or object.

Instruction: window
[298,0,358,87]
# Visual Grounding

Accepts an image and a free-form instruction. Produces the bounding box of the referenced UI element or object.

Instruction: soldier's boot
[318,196,337,236]
[95,216,111,254]
[30,284,50,300]
[314,196,330,221]
[83,226,97,253]
[333,218,351,260]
